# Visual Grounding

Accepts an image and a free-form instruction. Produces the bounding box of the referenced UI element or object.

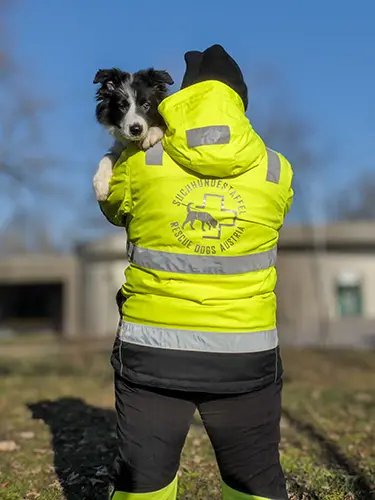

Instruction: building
[76,231,129,338]
[277,222,375,347]
[0,222,374,348]
[0,254,80,338]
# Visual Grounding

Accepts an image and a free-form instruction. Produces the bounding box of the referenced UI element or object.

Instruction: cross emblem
[196,194,237,240]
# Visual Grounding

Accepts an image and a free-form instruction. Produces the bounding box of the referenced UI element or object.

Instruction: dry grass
[0,344,375,499]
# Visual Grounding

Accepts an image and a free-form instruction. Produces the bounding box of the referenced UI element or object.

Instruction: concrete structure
[0,254,80,338]
[0,222,375,348]
[277,222,375,348]
[77,232,128,338]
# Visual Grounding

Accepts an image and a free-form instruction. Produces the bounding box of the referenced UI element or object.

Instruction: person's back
[100,45,293,500]
[101,48,293,394]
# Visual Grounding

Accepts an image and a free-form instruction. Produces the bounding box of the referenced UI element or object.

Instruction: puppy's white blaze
[120,83,148,141]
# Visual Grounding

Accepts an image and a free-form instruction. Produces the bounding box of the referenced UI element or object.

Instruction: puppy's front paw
[141,126,164,150]
[93,175,110,201]
[93,156,113,201]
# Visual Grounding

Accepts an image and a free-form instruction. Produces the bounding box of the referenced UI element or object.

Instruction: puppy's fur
[93,68,174,200]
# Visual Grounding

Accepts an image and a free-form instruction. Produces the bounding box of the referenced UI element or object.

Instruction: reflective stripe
[145,141,164,165]
[222,480,279,499]
[118,321,278,353]
[112,475,178,499]
[128,243,277,275]
[186,125,231,148]
[266,148,281,184]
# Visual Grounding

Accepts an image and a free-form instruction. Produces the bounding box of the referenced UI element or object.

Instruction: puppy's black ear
[94,69,110,85]
[154,70,174,86]
[145,68,174,87]
[93,68,129,87]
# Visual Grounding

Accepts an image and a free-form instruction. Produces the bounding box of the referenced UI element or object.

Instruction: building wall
[80,257,128,337]
[277,250,375,348]
[0,255,80,338]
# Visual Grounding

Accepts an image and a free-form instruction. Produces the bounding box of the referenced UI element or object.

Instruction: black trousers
[112,372,288,499]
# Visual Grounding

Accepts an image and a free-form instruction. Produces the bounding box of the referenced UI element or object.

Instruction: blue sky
[3,0,375,244]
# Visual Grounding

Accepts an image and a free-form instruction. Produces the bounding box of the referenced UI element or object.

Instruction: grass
[0,343,375,499]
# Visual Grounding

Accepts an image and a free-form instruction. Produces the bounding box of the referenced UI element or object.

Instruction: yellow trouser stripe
[222,480,276,500]
[112,476,178,500]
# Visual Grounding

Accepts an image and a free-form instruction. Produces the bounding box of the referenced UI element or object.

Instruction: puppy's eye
[141,101,150,112]
[119,101,129,111]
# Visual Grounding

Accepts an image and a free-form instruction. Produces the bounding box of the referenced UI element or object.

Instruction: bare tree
[0,210,59,255]
[332,172,375,221]
[249,68,321,172]
[0,36,53,196]
[253,104,317,175]
[0,64,113,250]
[0,0,68,253]
[1,0,71,199]
[248,67,333,228]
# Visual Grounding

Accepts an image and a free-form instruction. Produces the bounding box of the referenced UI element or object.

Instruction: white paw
[93,156,114,201]
[93,175,110,201]
[141,126,164,150]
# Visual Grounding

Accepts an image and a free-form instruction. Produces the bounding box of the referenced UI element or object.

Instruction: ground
[1,341,375,500]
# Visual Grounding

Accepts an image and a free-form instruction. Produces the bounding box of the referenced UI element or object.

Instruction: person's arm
[98,153,132,227]
[285,184,294,217]
[283,157,294,217]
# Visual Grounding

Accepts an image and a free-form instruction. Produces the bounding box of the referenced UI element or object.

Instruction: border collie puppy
[93,68,174,201]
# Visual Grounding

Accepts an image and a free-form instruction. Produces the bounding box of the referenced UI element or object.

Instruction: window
[336,280,363,318]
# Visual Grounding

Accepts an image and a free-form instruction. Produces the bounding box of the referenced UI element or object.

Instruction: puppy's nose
[129,123,143,136]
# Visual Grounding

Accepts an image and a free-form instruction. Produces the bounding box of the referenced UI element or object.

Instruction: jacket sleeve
[98,154,132,227]
[283,158,294,217]
[285,184,294,216]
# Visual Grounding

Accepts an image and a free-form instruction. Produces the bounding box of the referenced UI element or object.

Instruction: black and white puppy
[93,67,174,200]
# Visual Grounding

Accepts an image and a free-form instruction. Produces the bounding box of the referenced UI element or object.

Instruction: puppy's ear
[93,69,111,85]
[93,68,129,88]
[145,68,174,87]
[154,70,174,86]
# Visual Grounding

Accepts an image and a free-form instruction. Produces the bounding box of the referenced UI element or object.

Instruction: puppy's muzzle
[129,123,143,137]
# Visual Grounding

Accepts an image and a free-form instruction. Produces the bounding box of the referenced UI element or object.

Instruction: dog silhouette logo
[182,202,218,231]
[172,193,238,240]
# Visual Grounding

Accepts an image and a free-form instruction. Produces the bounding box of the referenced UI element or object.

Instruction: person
[99,44,293,500]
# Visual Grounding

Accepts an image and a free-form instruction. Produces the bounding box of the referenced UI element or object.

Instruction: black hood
[180,44,248,111]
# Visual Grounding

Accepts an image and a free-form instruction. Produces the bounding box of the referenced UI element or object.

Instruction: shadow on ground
[28,397,375,500]
[283,409,375,499]
[28,398,117,500]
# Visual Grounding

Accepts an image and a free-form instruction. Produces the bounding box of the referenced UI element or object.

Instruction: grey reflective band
[128,244,277,275]
[186,125,231,148]
[266,148,281,184]
[118,321,278,353]
[145,141,164,165]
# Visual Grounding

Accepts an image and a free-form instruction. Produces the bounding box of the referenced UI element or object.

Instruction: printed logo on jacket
[171,179,247,254]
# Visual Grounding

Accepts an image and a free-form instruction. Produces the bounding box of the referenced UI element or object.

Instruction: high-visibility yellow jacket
[100,80,293,393]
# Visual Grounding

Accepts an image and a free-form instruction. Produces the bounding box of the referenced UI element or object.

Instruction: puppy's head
[94,67,173,142]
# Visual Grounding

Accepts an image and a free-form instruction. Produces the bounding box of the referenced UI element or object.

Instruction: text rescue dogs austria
[171,178,247,255]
